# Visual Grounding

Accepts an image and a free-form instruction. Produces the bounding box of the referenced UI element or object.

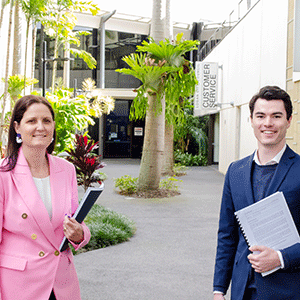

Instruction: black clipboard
[59,183,104,252]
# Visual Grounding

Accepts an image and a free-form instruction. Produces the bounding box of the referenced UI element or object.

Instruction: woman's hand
[63,215,84,244]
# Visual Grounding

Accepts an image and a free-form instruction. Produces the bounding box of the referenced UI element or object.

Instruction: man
[213,86,300,300]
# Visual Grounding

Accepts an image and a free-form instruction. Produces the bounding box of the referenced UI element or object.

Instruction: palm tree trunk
[150,0,164,42]
[164,0,172,40]
[51,38,58,92]
[51,11,63,92]
[161,122,174,176]
[63,42,70,88]
[161,0,174,176]
[31,23,37,92]
[12,0,22,77]
[23,18,30,95]
[0,0,8,39]
[138,93,165,190]
[0,0,14,142]
[51,13,61,93]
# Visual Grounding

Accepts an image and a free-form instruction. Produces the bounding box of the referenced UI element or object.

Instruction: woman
[0,95,91,299]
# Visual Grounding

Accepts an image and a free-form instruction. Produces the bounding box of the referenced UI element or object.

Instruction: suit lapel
[11,148,62,248]
[243,147,295,205]
[244,153,255,206]
[266,146,295,196]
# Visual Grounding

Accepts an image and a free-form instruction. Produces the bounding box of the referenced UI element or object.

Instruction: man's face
[251,98,291,150]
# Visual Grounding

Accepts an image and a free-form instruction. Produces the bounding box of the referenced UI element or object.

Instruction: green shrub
[47,89,94,153]
[73,204,136,254]
[114,175,181,196]
[173,163,188,176]
[114,175,138,194]
[174,149,207,166]
[174,108,209,156]
[159,176,182,191]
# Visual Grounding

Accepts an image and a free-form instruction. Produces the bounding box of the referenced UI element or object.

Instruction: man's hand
[248,245,281,273]
[213,293,225,300]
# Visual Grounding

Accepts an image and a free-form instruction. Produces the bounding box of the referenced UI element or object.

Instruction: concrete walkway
[74,159,225,300]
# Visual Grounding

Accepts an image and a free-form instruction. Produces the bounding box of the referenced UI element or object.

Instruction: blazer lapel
[48,154,69,231]
[266,146,295,196]
[11,148,61,248]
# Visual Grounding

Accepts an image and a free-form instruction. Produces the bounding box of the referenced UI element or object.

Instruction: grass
[72,204,136,254]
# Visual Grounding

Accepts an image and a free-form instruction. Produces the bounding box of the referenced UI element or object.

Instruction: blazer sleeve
[0,173,4,300]
[68,164,91,251]
[213,163,239,294]
[0,172,4,245]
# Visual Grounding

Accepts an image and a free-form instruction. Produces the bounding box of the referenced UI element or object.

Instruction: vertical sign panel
[194,62,219,116]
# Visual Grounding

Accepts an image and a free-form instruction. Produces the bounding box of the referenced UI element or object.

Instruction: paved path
[74,159,225,300]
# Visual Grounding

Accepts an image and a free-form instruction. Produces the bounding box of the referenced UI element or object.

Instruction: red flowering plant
[66,134,106,191]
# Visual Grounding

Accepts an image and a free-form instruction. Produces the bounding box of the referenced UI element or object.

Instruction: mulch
[120,189,180,199]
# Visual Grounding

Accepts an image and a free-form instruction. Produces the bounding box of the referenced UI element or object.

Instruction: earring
[51,137,54,143]
[16,133,22,144]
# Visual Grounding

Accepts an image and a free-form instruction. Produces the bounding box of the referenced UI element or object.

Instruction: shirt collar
[253,144,286,166]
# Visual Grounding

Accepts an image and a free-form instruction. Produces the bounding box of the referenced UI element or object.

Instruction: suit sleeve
[69,165,91,251]
[213,163,239,295]
[281,243,300,271]
[277,158,300,272]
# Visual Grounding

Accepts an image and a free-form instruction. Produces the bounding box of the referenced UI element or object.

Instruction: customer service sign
[194,62,219,116]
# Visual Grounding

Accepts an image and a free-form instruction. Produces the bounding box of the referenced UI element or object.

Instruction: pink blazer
[0,148,91,300]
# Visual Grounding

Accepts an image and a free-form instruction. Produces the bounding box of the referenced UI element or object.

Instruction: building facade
[286,0,300,154]
[33,12,196,158]
[6,2,292,165]
[197,0,290,174]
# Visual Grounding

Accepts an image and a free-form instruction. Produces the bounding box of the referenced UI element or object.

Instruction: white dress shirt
[33,176,52,219]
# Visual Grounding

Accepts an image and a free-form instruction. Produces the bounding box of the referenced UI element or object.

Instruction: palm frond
[70,48,97,69]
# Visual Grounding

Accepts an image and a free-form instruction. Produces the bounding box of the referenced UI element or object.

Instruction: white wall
[203,0,288,173]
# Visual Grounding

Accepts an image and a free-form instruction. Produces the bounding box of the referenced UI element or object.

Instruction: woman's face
[14,103,55,151]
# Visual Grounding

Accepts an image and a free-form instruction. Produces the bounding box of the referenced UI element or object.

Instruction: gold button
[54,250,60,256]
[22,213,28,219]
[39,251,45,257]
[31,234,37,240]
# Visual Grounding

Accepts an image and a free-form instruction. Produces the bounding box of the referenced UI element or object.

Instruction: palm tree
[117,35,199,191]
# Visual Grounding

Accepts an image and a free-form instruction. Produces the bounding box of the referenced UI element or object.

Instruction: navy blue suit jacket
[213,146,300,300]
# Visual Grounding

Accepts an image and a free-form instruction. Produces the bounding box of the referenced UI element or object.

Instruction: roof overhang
[75,11,192,39]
